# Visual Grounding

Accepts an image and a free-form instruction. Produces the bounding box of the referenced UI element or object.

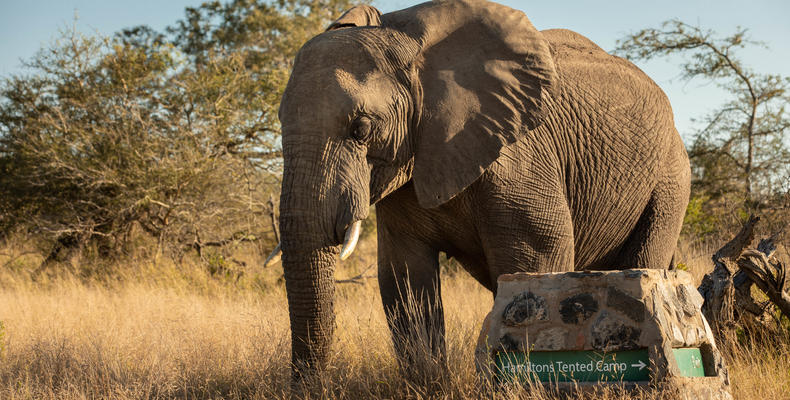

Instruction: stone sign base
[475,269,732,399]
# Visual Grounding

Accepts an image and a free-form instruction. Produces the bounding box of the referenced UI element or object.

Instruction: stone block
[476,269,731,398]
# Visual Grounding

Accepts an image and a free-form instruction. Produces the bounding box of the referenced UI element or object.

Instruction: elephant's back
[541,28,673,121]
[542,29,675,124]
[540,29,603,54]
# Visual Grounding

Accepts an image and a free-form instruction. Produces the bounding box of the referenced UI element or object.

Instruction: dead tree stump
[698,215,789,340]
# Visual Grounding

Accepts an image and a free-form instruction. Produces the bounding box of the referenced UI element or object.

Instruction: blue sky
[1,0,789,140]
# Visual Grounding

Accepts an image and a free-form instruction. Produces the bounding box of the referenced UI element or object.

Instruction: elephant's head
[271,0,557,377]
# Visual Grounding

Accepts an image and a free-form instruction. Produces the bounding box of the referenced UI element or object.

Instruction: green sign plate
[495,349,651,383]
[673,348,705,377]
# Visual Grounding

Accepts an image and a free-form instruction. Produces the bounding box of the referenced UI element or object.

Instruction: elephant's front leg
[376,219,444,377]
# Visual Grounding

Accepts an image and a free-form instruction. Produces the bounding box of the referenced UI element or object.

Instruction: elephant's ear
[384,0,558,208]
[326,5,382,31]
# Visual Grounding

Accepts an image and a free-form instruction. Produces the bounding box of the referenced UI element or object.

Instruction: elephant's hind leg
[615,160,690,269]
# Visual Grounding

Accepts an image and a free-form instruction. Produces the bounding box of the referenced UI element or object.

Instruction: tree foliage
[0,0,358,262]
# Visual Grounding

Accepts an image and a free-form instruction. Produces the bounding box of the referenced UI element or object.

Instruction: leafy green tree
[0,29,262,262]
[156,0,360,169]
[615,20,790,211]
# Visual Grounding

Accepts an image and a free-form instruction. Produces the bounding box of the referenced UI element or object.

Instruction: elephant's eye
[350,117,373,143]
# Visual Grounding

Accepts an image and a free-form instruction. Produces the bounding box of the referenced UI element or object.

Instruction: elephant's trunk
[278,133,369,379]
[281,245,337,376]
[279,161,341,377]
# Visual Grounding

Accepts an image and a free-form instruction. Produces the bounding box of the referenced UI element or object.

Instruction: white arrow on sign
[631,360,647,371]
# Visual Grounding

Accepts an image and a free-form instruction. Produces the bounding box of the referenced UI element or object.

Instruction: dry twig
[336,264,377,285]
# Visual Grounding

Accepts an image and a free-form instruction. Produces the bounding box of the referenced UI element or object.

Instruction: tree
[152,0,360,170]
[0,0,360,264]
[615,20,790,211]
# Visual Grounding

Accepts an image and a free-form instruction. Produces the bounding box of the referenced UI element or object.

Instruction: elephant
[267,0,690,378]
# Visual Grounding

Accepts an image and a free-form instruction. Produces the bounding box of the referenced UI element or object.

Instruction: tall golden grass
[0,235,788,399]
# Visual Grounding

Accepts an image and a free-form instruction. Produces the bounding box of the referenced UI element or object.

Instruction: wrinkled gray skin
[276,0,690,377]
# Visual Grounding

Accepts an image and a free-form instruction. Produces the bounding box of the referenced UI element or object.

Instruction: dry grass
[0,236,788,399]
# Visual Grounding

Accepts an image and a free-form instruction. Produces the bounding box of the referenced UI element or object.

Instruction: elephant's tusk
[339,220,362,261]
[264,242,282,267]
